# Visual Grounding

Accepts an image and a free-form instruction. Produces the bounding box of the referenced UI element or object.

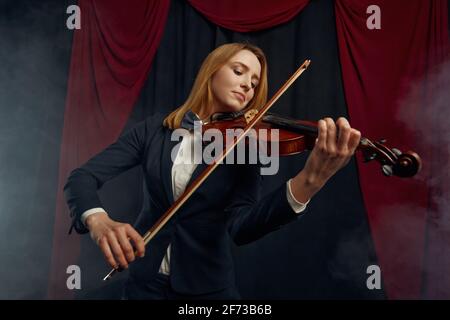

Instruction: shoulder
[117,112,169,148]
[142,112,167,129]
[125,112,167,136]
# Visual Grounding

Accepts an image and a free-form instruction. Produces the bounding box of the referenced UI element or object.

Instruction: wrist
[85,211,108,229]
[291,170,323,203]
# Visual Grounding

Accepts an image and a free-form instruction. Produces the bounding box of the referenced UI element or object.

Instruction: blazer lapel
[185,137,218,191]
[161,128,177,205]
[160,129,216,205]
[185,161,207,191]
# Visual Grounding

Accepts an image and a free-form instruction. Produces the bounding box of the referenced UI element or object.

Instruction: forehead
[228,50,261,76]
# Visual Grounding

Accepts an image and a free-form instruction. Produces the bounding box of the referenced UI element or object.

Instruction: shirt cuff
[81,208,108,227]
[286,179,310,214]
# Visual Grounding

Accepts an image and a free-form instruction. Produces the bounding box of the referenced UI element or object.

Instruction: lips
[232,91,245,103]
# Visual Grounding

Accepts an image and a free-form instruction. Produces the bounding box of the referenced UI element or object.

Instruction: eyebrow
[231,61,260,81]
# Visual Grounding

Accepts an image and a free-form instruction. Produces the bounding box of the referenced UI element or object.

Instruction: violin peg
[382,165,393,177]
[391,148,402,157]
[362,152,377,162]
[377,139,387,144]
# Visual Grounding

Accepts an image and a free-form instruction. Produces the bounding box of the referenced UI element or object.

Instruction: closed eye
[234,68,257,89]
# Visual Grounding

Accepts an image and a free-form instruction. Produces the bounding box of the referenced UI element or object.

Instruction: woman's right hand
[85,212,145,270]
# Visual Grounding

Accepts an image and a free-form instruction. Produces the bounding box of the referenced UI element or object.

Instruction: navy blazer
[64,113,305,295]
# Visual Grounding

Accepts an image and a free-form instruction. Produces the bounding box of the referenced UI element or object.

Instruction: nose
[240,77,251,92]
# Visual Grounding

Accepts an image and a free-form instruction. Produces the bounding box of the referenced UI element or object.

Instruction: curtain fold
[48,0,170,299]
[187,0,309,32]
[335,0,449,299]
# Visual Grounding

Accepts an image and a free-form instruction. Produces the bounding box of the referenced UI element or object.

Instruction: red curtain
[48,0,170,299]
[188,0,309,32]
[335,0,449,299]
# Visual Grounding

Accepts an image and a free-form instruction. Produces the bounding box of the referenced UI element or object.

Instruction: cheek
[212,72,232,93]
[222,68,241,87]
[211,78,223,99]
[248,89,255,101]
[247,89,259,107]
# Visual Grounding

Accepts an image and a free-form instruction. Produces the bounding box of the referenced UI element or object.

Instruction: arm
[64,117,154,234]
[64,115,161,269]
[289,117,361,202]
[226,164,303,246]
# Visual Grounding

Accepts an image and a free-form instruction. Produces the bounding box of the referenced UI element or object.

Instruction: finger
[316,119,327,151]
[107,232,129,269]
[324,118,337,155]
[348,129,361,152]
[126,225,145,258]
[116,227,136,263]
[336,117,351,152]
[98,237,118,269]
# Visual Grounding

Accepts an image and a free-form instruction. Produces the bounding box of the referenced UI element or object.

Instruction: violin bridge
[244,109,258,124]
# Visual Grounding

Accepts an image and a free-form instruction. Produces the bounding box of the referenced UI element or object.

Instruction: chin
[215,98,246,113]
[217,105,241,114]
[227,101,246,112]
[228,105,244,113]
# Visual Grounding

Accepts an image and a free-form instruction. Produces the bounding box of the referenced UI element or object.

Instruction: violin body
[203,114,316,156]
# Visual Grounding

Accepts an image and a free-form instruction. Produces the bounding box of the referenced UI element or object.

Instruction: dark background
[2,0,447,300]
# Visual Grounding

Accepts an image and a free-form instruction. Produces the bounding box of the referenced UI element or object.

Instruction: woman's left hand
[290,117,361,203]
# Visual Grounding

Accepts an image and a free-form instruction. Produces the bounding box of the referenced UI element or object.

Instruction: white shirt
[81,132,309,275]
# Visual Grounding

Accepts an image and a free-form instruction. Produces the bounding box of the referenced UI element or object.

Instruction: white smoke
[396,56,450,299]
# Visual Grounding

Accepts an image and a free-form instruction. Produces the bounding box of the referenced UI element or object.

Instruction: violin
[203,110,422,178]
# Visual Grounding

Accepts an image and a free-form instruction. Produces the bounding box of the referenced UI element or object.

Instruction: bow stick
[103,59,311,281]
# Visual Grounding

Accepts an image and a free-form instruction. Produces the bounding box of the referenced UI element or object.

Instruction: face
[210,49,262,114]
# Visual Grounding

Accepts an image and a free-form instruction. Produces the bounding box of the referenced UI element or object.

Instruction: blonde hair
[163,43,268,129]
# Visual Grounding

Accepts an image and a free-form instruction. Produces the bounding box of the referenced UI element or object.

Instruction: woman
[65,43,361,299]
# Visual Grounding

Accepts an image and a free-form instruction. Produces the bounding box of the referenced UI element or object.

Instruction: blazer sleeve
[225,164,306,246]
[64,115,161,234]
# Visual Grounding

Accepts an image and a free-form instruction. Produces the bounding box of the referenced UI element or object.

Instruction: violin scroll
[360,138,422,178]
